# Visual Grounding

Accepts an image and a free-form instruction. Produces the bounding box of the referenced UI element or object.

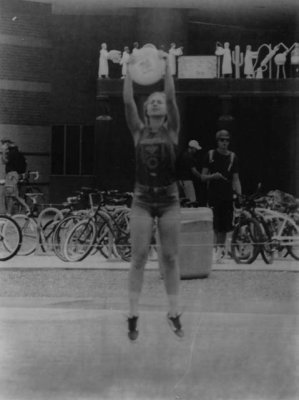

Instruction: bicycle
[52,189,98,261]
[0,214,22,260]
[62,189,131,262]
[10,171,64,255]
[231,192,275,264]
[12,194,64,255]
[99,190,132,261]
[255,201,299,261]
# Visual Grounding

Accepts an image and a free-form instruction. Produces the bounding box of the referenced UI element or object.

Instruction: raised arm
[123,68,143,144]
[163,54,180,142]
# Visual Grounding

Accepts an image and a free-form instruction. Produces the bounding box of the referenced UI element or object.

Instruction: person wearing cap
[201,130,242,262]
[177,139,202,203]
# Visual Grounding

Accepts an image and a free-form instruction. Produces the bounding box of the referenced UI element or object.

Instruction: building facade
[1,0,298,202]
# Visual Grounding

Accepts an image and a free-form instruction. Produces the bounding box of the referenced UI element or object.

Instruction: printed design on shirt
[140,141,166,177]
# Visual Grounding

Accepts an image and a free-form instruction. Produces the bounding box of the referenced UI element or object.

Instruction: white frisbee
[129,44,164,85]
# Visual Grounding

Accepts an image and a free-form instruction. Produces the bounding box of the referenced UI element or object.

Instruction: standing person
[123,52,183,341]
[201,130,242,262]
[2,139,29,215]
[120,46,130,79]
[132,41,139,55]
[221,42,233,77]
[98,42,109,79]
[177,140,202,203]
[168,42,183,76]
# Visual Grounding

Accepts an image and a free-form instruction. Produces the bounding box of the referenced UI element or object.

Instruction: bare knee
[161,251,177,268]
[131,250,148,269]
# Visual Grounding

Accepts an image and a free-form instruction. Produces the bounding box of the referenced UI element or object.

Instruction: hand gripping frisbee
[129,44,164,85]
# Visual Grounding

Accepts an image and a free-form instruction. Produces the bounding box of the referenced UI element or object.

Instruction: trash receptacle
[179,207,213,279]
[158,207,213,279]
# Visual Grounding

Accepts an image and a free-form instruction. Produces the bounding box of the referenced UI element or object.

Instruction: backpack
[16,152,27,174]
[208,149,235,172]
[6,146,27,174]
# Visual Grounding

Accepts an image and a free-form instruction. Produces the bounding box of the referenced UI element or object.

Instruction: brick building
[0,0,299,202]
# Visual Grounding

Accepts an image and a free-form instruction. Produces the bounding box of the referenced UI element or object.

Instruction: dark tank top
[135,125,177,187]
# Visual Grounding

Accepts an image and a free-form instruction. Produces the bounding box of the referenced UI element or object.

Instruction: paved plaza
[0,254,298,400]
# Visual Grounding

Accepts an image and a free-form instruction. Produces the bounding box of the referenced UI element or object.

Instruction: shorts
[210,199,233,233]
[132,182,180,218]
[4,171,19,197]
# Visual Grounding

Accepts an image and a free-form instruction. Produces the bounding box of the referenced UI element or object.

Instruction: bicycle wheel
[0,215,22,260]
[37,207,64,230]
[284,222,299,260]
[259,220,275,264]
[111,208,131,261]
[13,214,38,255]
[115,231,131,262]
[63,219,97,262]
[231,217,261,264]
[96,221,116,259]
[112,207,130,235]
[265,217,289,259]
[40,218,60,253]
[52,215,83,261]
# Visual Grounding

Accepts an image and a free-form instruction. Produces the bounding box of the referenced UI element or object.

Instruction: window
[51,125,94,175]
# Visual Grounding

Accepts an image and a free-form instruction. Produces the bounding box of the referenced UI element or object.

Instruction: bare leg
[128,205,154,317]
[215,231,227,249]
[214,230,227,262]
[157,204,180,317]
[15,195,30,213]
[6,195,14,215]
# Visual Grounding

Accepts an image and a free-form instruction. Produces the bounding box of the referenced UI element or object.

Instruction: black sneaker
[167,313,184,338]
[128,316,139,341]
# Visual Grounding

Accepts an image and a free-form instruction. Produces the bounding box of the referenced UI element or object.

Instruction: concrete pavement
[0,251,298,271]
[0,307,298,400]
[0,253,298,400]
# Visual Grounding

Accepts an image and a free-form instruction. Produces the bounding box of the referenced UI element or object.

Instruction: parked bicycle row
[0,183,132,261]
[231,189,299,264]
[0,171,298,264]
